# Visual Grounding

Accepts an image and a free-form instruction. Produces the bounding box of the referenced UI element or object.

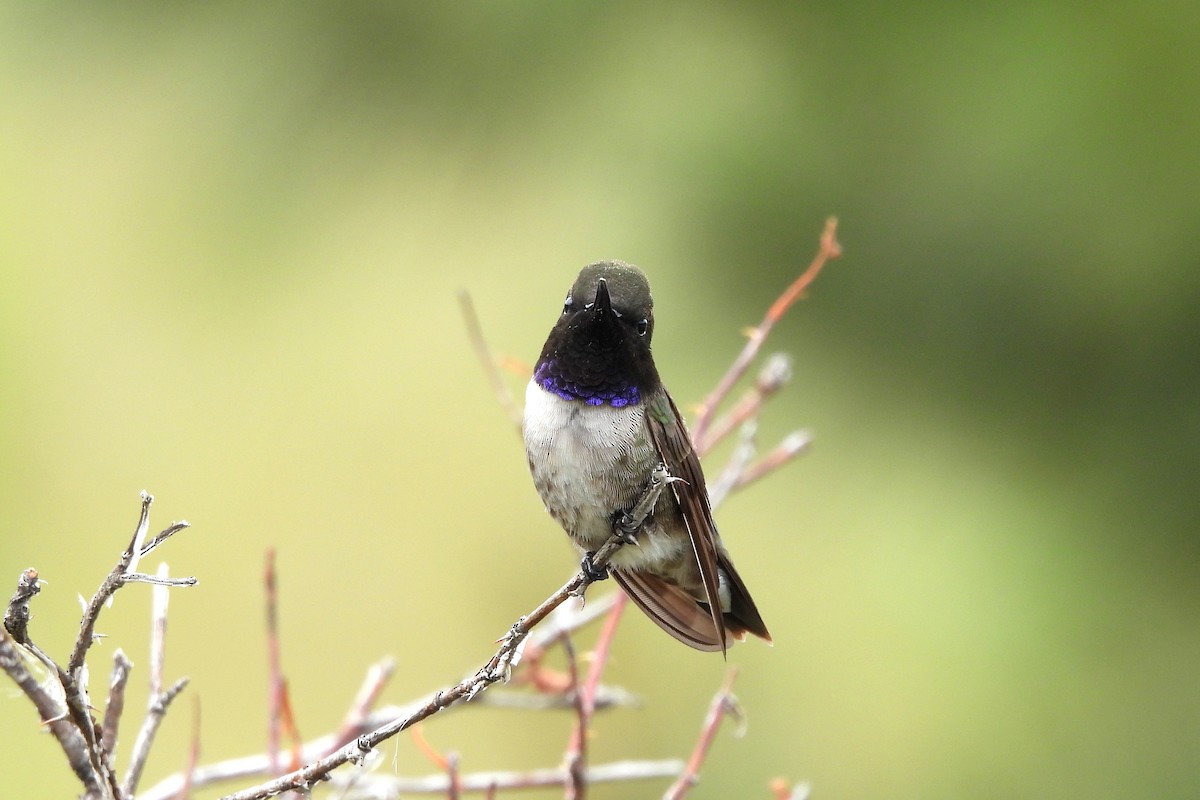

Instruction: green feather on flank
[648,394,675,425]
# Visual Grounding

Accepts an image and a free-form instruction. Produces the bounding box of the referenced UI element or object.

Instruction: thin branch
[562,635,586,800]
[141,690,431,799]
[708,420,760,509]
[663,668,745,800]
[527,592,618,651]
[217,531,632,800]
[265,549,282,775]
[139,521,192,557]
[410,724,462,800]
[474,682,639,712]
[459,289,523,433]
[334,657,397,744]
[70,492,154,676]
[121,573,198,588]
[734,431,813,492]
[121,677,190,797]
[102,649,133,755]
[696,353,793,457]
[179,696,202,800]
[150,564,170,698]
[333,759,685,796]
[446,752,462,800]
[1,622,107,797]
[692,217,841,445]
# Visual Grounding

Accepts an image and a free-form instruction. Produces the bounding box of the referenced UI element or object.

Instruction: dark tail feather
[614,559,771,652]
[613,569,730,652]
[719,553,771,643]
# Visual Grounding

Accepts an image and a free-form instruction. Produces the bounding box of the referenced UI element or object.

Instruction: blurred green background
[2,3,1198,798]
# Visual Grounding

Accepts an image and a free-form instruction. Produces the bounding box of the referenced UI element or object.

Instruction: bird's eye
[637,319,649,336]
[562,296,573,314]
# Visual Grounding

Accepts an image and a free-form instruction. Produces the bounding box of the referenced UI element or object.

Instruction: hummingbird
[522,261,771,653]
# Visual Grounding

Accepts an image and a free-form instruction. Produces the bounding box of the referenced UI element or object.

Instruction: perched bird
[522,261,771,652]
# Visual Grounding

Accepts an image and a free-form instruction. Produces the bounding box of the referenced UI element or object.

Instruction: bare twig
[332,759,685,797]
[476,681,639,712]
[122,572,198,588]
[562,635,587,800]
[663,668,745,800]
[139,521,192,557]
[692,217,841,446]
[459,289,523,432]
[150,564,170,698]
[218,528,633,800]
[102,649,133,755]
[734,431,813,492]
[708,420,760,509]
[179,695,202,800]
[0,622,107,797]
[335,657,397,744]
[4,494,195,800]
[446,752,462,800]
[696,353,793,458]
[122,677,190,797]
[70,492,154,676]
[124,535,193,798]
[216,463,676,800]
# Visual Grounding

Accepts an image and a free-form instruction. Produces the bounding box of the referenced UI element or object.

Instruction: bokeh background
[2,3,1198,798]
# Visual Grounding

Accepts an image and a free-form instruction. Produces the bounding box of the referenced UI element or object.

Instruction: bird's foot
[580,551,610,582]
[612,462,672,543]
[612,509,643,545]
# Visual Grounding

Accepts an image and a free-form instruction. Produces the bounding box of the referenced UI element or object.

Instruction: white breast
[523,379,657,550]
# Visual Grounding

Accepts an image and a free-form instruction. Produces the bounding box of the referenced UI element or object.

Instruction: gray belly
[523,380,658,549]
[523,380,708,594]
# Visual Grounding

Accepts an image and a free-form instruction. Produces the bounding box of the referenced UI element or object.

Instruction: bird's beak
[593,277,611,315]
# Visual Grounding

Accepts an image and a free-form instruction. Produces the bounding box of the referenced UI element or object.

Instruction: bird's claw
[614,514,642,545]
[581,551,610,582]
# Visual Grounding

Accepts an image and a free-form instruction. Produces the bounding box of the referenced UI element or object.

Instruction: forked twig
[663,668,745,799]
[693,217,841,447]
[218,528,634,800]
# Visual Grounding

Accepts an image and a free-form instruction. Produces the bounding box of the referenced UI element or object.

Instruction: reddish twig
[692,217,841,446]
[179,695,202,800]
[217,532,631,800]
[446,752,462,800]
[411,725,463,799]
[696,354,793,458]
[564,592,629,799]
[562,634,587,800]
[335,657,397,743]
[663,668,745,800]
[265,549,283,775]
